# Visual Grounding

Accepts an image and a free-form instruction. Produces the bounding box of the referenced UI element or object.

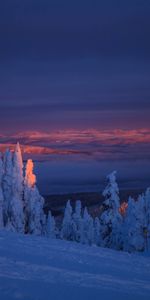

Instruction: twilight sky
[0,0,150,133]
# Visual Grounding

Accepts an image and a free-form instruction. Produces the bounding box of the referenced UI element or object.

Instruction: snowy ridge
[0,231,150,300]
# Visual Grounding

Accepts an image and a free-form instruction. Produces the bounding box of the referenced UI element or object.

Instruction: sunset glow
[1,128,150,145]
[0,128,150,163]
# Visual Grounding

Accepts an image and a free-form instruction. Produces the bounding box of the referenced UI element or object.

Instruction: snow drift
[0,231,150,300]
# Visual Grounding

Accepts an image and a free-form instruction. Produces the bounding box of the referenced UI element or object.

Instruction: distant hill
[44,189,144,217]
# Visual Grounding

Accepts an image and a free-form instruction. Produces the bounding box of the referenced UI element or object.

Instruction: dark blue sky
[0,0,150,132]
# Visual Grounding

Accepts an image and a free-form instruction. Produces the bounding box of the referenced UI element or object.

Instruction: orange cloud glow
[11,128,150,145]
[0,129,150,160]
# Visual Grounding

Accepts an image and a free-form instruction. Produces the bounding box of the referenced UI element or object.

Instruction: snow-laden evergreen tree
[94,217,102,246]
[122,195,146,252]
[100,171,122,249]
[24,159,45,235]
[80,207,94,246]
[24,158,36,232]
[9,143,25,233]
[46,211,56,239]
[122,196,134,252]
[144,188,150,251]
[61,200,75,241]
[136,194,147,251]
[72,200,82,242]
[0,153,4,228]
[2,149,13,226]
[12,143,24,200]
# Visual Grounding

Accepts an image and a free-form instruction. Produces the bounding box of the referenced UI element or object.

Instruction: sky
[0,1,150,193]
[0,0,150,133]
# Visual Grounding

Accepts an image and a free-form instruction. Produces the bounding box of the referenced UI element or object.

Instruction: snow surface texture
[0,231,150,300]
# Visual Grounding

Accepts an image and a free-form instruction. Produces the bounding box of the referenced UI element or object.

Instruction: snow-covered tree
[2,149,13,226]
[136,194,148,251]
[24,158,36,188]
[144,188,150,251]
[72,200,82,242]
[61,200,75,241]
[46,211,56,239]
[94,217,102,246]
[80,207,94,246]
[24,158,36,232]
[119,201,128,216]
[14,142,24,185]
[122,196,145,252]
[0,153,4,228]
[9,143,25,233]
[122,196,136,252]
[100,171,122,249]
[24,159,45,235]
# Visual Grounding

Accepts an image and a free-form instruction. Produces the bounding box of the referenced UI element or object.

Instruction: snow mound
[0,231,150,300]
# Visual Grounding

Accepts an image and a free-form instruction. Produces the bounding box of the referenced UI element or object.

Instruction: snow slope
[0,231,150,300]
